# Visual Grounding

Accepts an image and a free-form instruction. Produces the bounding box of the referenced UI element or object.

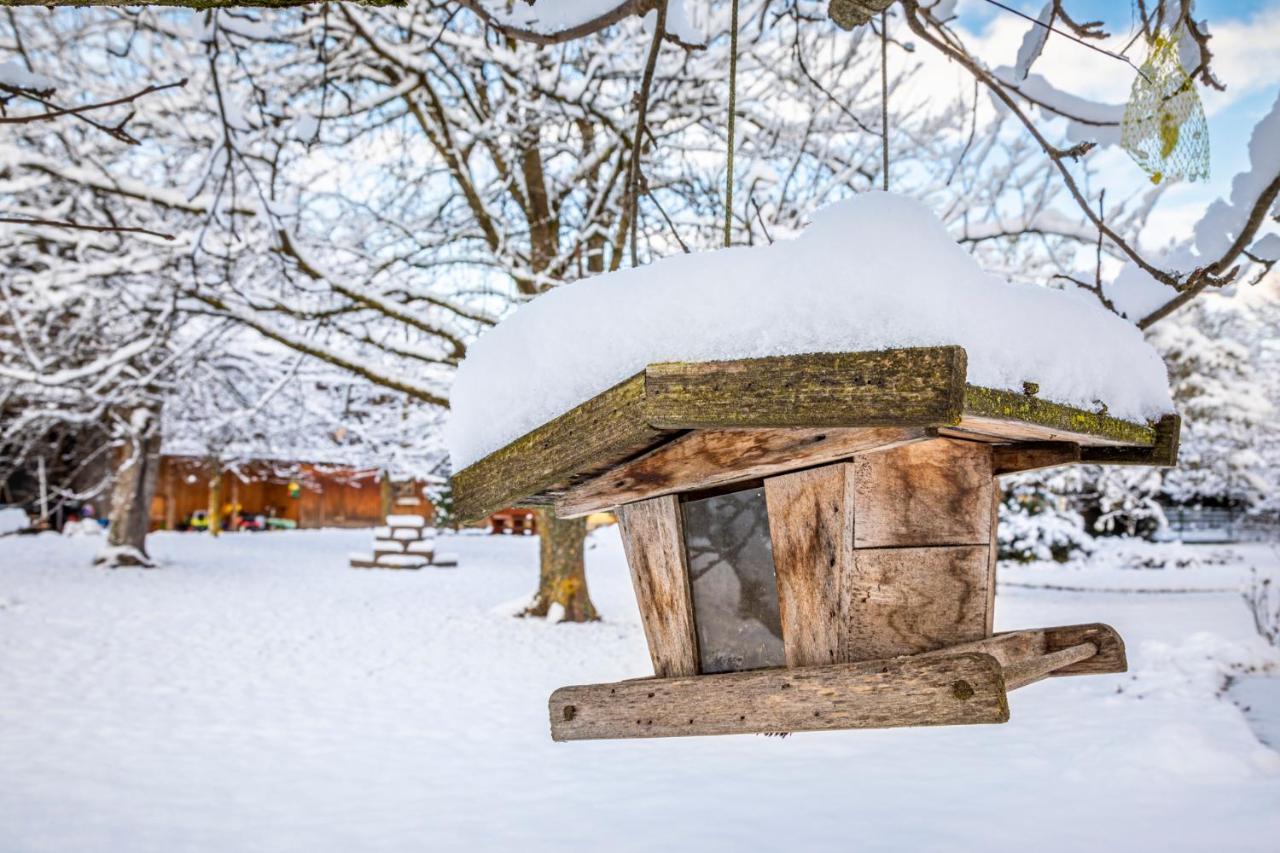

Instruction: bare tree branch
[0,216,175,241]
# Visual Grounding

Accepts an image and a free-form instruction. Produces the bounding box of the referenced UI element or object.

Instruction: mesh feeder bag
[1121,31,1209,185]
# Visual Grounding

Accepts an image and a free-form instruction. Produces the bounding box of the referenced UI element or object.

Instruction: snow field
[0,530,1277,853]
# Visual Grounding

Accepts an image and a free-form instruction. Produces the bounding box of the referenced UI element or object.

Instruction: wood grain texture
[1003,642,1098,690]
[849,438,994,548]
[919,623,1126,680]
[1039,623,1126,676]
[840,545,991,661]
[548,652,1009,740]
[914,629,1047,667]
[616,496,700,678]
[764,466,852,667]
[451,372,672,522]
[643,347,968,430]
[985,484,998,635]
[993,441,1081,475]
[555,426,927,518]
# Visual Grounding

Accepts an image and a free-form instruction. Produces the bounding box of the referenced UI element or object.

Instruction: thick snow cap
[446,192,1173,470]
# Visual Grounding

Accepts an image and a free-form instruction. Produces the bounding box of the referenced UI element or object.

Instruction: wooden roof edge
[451,347,1175,521]
[451,346,967,521]
[960,385,1160,448]
[452,371,667,523]
[642,345,967,430]
[1078,414,1181,467]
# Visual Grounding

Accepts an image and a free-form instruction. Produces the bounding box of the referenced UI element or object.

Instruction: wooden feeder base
[548,623,1124,741]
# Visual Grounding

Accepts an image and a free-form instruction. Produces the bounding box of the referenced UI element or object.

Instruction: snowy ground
[1,528,1278,853]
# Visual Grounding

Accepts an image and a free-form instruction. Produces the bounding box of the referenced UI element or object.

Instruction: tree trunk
[208,460,222,537]
[522,510,599,622]
[96,407,161,568]
[379,470,393,519]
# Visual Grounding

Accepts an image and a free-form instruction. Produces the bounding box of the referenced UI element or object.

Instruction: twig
[0,78,186,126]
[0,216,175,241]
[454,0,702,49]
[979,0,1151,83]
[646,189,689,253]
[752,197,773,244]
[627,0,668,267]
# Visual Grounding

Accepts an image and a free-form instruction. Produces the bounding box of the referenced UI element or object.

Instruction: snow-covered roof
[446,192,1173,469]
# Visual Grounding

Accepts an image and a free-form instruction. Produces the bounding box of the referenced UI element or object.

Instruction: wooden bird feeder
[452,346,1179,740]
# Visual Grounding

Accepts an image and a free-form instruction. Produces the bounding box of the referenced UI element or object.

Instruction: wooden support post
[765,465,850,667]
[207,460,222,538]
[616,496,700,678]
[379,471,393,519]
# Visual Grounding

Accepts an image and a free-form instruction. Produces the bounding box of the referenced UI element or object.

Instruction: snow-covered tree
[1150,293,1274,509]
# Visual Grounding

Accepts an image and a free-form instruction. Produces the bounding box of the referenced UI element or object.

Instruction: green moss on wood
[1080,414,1181,467]
[962,386,1157,446]
[452,372,670,523]
[644,346,968,430]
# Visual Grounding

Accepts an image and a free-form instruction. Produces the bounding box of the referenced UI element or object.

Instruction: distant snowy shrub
[427,476,461,532]
[997,485,1094,563]
[1245,569,1280,648]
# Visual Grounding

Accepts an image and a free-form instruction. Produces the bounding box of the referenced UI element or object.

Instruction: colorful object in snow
[288,481,301,499]
[1121,31,1209,185]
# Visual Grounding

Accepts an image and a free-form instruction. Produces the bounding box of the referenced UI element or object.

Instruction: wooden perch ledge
[549,623,1124,741]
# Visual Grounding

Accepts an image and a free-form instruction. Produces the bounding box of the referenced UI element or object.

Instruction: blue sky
[934,0,1280,246]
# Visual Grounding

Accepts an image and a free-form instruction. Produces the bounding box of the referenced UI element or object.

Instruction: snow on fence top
[446,192,1173,470]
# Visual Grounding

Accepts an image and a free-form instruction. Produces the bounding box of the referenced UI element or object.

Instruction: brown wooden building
[150,456,432,531]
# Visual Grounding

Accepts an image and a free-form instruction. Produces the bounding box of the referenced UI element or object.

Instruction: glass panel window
[682,486,785,674]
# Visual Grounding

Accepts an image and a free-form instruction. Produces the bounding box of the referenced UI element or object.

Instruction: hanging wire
[724,0,739,248]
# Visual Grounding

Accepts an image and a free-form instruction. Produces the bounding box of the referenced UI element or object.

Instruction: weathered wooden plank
[548,652,1009,740]
[993,441,1081,475]
[927,624,1126,679]
[960,386,1156,447]
[914,629,1047,667]
[839,545,991,661]
[985,484,999,635]
[1003,642,1098,690]
[616,496,700,678]
[849,438,994,548]
[452,372,673,522]
[1039,623,1126,676]
[643,347,968,430]
[1080,414,1181,467]
[556,426,928,519]
[764,465,852,667]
